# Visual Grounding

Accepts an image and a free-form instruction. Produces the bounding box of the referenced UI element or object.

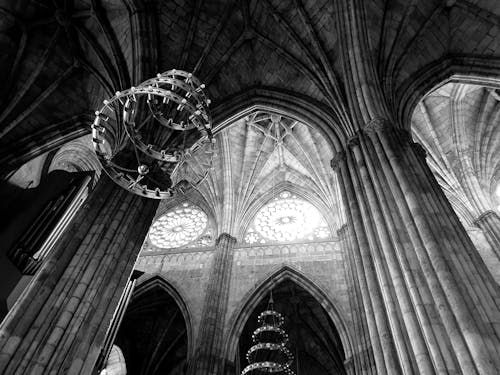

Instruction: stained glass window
[244,191,331,244]
[149,203,212,248]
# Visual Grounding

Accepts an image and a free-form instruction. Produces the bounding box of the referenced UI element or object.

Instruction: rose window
[149,203,209,248]
[244,191,331,244]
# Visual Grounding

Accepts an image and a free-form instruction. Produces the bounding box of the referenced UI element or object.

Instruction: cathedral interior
[0,0,500,374]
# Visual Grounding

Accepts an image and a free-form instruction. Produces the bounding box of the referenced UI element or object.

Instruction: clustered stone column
[337,224,375,375]
[332,119,500,375]
[189,233,236,375]
[474,210,500,258]
[0,176,157,375]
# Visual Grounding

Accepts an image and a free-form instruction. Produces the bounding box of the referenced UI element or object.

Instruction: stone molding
[474,210,500,225]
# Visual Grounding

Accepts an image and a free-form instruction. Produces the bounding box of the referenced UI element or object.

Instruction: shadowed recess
[114,284,188,375]
[237,279,346,375]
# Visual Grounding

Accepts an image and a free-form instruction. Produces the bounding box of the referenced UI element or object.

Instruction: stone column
[334,118,500,374]
[474,210,500,258]
[337,224,375,375]
[0,176,157,375]
[189,233,236,375]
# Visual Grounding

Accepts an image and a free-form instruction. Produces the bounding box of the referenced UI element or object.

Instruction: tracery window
[149,202,213,249]
[244,191,331,244]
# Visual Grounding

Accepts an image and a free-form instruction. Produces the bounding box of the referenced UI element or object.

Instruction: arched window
[244,191,331,244]
[148,202,213,249]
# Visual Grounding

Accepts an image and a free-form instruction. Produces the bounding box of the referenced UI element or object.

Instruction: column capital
[474,210,500,225]
[331,151,346,171]
[216,233,237,245]
[364,117,392,136]
[337,224,349,237]
[347,135,360,149]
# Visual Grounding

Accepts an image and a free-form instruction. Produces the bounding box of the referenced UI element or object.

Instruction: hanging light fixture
[242,292,295,375]
[91,69,215,199]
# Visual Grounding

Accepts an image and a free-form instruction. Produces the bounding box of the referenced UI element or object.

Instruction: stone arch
[398,55,500,130]
[212,87,348,151]
[130,274,195,363]
[237,181,338,240]
[223,265,353,371]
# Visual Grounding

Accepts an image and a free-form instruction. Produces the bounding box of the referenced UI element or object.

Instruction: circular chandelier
[242,296,295,375]
[91,69,215,199]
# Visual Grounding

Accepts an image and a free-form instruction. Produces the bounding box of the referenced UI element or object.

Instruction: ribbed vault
[3,0,500,174]
[174,110,341,237]
[411,82,500,224]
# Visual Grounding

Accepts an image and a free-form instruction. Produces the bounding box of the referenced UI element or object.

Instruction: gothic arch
[132,274,194,361]
[211,87,348,151]
[397,55,500,130]
[237,181,338,240]
[223,265,353,369]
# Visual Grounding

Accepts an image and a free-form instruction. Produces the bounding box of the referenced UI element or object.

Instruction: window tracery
[244,191,331,244]
[149,203,212,249]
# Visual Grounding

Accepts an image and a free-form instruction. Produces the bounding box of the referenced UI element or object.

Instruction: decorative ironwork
[242,295,295,375]
[91,69,215,199]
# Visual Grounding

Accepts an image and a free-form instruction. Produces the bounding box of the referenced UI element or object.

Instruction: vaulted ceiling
[166,110,341,237]
[412,82,500,224]
[1,0,500,176]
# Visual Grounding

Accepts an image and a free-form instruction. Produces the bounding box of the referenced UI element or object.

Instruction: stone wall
[136,249,214,343]
[135,238,353,364]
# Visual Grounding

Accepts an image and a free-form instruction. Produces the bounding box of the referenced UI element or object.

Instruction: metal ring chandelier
[242,305,295,375]
[91,69,215,199]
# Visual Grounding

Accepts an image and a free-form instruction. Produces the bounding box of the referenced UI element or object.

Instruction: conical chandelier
[242,293,295,375]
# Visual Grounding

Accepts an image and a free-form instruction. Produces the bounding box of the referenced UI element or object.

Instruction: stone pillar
[474,210,500,258]
[337,224,375,375]
[334,118,500,374]
[0,176,157,375]
[190,233,236,375]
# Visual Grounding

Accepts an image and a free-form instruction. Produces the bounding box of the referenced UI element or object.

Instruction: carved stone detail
[331,152,347,171]
[347,135,360,149]
[364,117,391,136]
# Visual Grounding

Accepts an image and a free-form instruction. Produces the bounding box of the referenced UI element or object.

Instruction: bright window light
[244,191,330,244]
[149,203,209,248]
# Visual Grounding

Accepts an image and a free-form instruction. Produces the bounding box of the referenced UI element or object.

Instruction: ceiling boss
[91,69,215,199]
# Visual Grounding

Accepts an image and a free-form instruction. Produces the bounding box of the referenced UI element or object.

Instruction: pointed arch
[397,55,500,130]
[211,87,347,151]
[133,274,194,360]
[223,265,353,368]
[237,181,339,240]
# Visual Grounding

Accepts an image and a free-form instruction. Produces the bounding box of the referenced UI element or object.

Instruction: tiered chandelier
[242,294,295,375]
[91,69,215,199]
